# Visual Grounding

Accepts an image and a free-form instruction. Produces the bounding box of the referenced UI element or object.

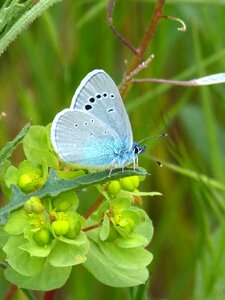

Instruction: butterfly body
[51,70,144,170]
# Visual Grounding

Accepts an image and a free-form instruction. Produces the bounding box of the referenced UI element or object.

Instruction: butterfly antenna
[143,148,163,167]
[138,133,167,144]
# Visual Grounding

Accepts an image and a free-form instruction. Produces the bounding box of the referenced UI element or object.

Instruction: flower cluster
[0,124,156,290]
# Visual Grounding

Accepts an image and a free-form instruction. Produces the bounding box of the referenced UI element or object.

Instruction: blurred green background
[1,0,225,299]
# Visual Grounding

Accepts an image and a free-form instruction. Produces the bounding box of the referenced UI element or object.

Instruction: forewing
[70,69,133,148]
[51,109,123,168]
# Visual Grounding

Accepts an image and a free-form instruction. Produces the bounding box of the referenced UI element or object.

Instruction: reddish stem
[82,223,100,232]
[4,285,17,300]
[120,0,166,97]
[43,290,56,300]
[107,0,138,54]
[84,194,105,220]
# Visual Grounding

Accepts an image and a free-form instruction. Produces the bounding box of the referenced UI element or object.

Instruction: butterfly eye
[134,146,139,154]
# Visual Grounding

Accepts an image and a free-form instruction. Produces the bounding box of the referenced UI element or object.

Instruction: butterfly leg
[109,158,117,177]
[133,156,138,170]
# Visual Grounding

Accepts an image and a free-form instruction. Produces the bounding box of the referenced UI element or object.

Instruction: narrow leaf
[194,73,225,85]
[0,168,147,224]
[0,123,30,165]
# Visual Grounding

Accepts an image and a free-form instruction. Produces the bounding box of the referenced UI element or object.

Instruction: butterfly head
[132,142,145,157]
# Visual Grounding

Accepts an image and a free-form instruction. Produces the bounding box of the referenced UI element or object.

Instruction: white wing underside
[51,70,133,168]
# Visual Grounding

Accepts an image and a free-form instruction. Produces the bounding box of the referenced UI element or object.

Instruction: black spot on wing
[85,104,92,110]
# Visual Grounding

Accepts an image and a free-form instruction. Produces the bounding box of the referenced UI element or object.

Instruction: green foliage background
[1,0,225,299]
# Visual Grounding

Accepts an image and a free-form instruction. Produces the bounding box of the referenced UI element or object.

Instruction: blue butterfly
[51,70,161,172]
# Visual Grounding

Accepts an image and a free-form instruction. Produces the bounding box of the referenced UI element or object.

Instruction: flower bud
[24,197,44,214]
[108,180,121,195]
[18,174,32,191]
[52,220,70,236]
[120,177,135,192]
[65,222,81,239]
[33,228,52,246]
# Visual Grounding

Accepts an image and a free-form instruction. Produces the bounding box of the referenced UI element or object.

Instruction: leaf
[194,73,225,85]
[84,240,149,287]
[0,168,147,225]
[3,208,28,235]
[4,262,72,291]
[98,241,153,270]
[0,123,30,165]
[0,2,30,32]
[3,235,45,276]
[23,125,59,169]
[0,0,63,56]
[48,236,89,267]
[20,239,52,258]
[99,214,110,241]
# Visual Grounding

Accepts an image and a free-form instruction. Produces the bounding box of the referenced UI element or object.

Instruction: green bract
[5,160,44,193]
[0,124,160,291]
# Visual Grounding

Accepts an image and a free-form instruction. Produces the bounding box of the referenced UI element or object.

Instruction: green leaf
[0,225,9,248]
[115,209,154,248]
[0,2,31,32]
[116,233,149,249]
[3,235,45,276]
[111,197,131,211]
[0,0,63,56]
[4,262,72,291]
[98,241,153,270]
[84,240,149,287]
[23,125,59,169]
[115,225,131,239]
[3,208,27,235]
[49,237,89,267]
[0,160,12,197]
[0,123,30,165]
[4,165,19,188]
[99,214,110,241]
[20,239,52,258]
[0,168,147,224]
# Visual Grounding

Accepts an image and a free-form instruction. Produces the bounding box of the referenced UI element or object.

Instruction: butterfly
[51,69,162,172]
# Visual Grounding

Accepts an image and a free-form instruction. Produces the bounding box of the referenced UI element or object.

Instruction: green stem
[164,162,225,195]
[0,0,62,56]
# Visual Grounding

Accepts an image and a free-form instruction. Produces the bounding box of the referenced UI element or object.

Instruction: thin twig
[120,0,166,98]
[84,194,105,220]
[118,54,154,92]
[107,0,138,54]
[161,15,186,32]
[82,223,100,232]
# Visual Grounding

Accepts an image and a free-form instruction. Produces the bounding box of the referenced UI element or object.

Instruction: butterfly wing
[51,109,125,168]
[70,69,133,149]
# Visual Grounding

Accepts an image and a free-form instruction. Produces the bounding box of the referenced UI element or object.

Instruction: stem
[84,194,105,219]
[107,0,138,54]
[120,0,166,98]
[43,290,56,300]
[82,223,100,232]
[4,285,17,300]
[0,0,62,56]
